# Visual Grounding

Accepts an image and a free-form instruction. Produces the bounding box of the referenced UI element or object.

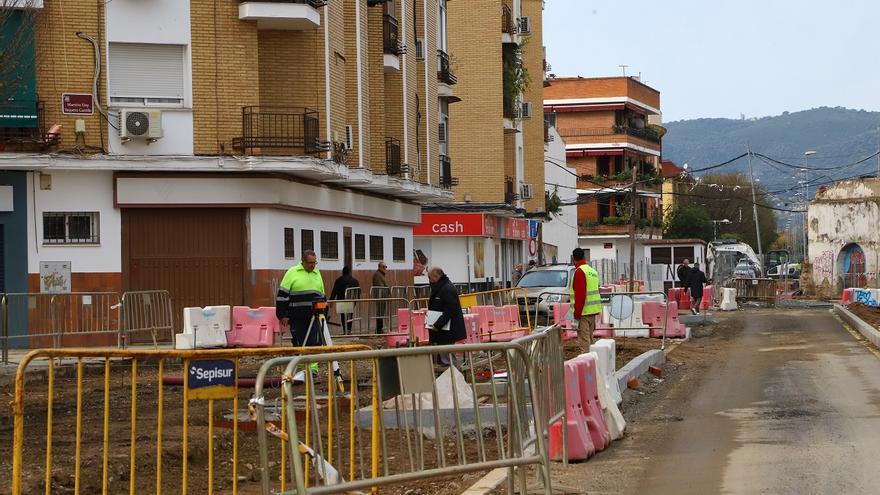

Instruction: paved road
[635,309,880,494]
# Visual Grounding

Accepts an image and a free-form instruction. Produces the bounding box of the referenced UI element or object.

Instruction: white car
[515,265,575,326]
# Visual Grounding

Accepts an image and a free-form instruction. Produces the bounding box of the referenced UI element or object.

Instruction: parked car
[768,263,801,280]
[734,259,760,278]
[515,264,575,326]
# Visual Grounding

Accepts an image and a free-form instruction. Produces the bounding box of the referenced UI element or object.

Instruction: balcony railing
[0,100,60,151]
[503,101,520,119]
[439,154,458,189]
[557,125,662,144]
[385,138,408,176]
[437,49,457,85]
[241,0,328,6]
[383,14,402,55]
[501,4,517,34]
[232,106,323,155]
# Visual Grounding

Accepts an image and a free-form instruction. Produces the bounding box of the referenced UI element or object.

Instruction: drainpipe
[323,4,332,160]
[355,0,365,168]
[422,0,431,184]
[400,0,410,178]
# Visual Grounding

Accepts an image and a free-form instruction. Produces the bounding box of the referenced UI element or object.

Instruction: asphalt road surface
[635,309,880,494]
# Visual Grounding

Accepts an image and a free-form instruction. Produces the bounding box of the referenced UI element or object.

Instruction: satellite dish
[609,295,634,320]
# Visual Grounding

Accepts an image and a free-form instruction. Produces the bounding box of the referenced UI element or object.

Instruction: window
[283,228,295,259]
[392,237,406,262]
[650,247,672,265]
[673,246,695,264]
[355,234,366,261]
[320,231,339,260]
[108,42,185,107]
[43,212,100,244]
[301,229,314,254]
[369,235,384,261]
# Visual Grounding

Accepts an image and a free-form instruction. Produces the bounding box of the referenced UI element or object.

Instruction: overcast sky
[543,0,880,122]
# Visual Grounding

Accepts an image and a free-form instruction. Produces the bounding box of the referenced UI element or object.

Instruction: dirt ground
[845,303,880,328]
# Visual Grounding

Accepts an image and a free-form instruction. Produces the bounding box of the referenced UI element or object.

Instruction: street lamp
[712,218,731,240]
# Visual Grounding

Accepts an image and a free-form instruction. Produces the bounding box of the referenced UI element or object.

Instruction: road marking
[833,313,880,360]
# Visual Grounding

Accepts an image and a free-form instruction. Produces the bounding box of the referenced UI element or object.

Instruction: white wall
[250,208,414,273]
[106,0,194,155]
[413,236,503,285]
[543,125,578,259]
[26,170,121,273]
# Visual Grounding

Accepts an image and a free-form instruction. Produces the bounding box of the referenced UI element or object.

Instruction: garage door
[122,208,246,328]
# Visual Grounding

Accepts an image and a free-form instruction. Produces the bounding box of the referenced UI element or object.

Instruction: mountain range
[662,107,880,195]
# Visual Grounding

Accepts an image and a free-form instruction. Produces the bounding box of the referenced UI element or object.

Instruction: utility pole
[628,161,638,291]
[746,148,763,267]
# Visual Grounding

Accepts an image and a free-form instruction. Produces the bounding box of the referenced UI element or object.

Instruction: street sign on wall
[61,93,94,115]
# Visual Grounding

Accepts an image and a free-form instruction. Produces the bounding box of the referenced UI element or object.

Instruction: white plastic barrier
[611,301,650,338]
[582,351,625,440]
[176,305,231,349]
[720,288,738,311]
[590,339,622,405]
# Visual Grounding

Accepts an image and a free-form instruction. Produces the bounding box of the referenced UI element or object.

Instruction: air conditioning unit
[520,183,534,200]
[518,16,531,34]
[521,101,533,118]
[119,109,163,141]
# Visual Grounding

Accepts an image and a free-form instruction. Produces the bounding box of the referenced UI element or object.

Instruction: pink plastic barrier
[841,288,856,306]
[552,303,574,329]
[642,300,665,331]
[701,285,713,310]
[502,304,522,329]
[227,307,278,347]
[460,313,482,344]
[549,360,596,461]
[593,311,613,338]
[663,301,687,338]
[390,308,414,347]
[493,307,511,333]
[571,355,612,451]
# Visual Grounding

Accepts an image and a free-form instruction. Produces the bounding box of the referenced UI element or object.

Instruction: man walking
[570,248,602,352]
[329,265,359,335]
[688,262,708,314]
[372,261,389,333]
[427,266,466,365]
[676,258,691,288]
[276,250,325,346]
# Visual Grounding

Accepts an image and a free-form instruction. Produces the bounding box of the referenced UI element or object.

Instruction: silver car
[515,265,575,326]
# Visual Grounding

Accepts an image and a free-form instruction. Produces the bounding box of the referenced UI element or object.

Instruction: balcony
[558,125,662,144]
[238,0,325,30]
[383,14,402,71]
[501,4,517,36]
[578,221,662,237]
[437,49,457,86]
[232,106,324,156]
[385,138,408,176]
[0,100,60,152]
[439,154,458,189]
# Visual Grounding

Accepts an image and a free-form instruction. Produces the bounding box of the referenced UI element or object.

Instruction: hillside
[663,107,880,191]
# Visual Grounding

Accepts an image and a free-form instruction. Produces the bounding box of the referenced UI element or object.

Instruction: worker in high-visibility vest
[570,247,602,352]
[276,249,326,346]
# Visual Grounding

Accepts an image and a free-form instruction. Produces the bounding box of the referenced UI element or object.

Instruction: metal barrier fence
[1,290,172,363]
[601,291,670,349]
[118,290,174,348]
[326,297,412,340]
[411,287,533,330]
[8,345,370,495]
[1,292,120,357]
[727,278,777,303]
[252,340,552,495]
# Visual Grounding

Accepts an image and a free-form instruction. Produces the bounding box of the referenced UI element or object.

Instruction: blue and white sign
[187,359,237,400]
[528,220,539,239]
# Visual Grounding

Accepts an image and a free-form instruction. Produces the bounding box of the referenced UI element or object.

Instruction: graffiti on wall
[854,289,880,307]
[813,250,834,281]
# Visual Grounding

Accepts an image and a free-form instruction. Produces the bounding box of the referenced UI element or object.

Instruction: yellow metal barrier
[9,345,369,495]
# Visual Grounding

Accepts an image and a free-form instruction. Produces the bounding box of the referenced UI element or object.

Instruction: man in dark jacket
[329,266,359,335]
[688,262,708,315]
[427,267,467,365]
[676,258,691,288]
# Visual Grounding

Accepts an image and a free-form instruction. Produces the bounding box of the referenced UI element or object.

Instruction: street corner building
[807,177,880,297]
[0,0,463,333]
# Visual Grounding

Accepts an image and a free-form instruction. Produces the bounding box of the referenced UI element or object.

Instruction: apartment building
[413,0,545,287]
[543,76,664,272]
[0,0,454,322]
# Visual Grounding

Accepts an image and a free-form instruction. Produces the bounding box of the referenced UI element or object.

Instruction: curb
[834,304,880,348]
[614,349,665,393]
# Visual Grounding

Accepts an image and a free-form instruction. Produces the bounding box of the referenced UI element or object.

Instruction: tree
[664,205,713,242]
[675,172,779,252]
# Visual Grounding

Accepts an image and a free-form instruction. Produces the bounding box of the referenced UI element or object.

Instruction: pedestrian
[372,261,389,333]
[276,250,325,346]
[427,266,467,366]
[511,263,524,287]
[329,265,359,335]
[676,258,691,288]
[688,262,708,315]
[570,248,602,353]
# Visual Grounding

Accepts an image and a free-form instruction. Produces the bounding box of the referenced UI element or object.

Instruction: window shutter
[438,122,447,143]
[108,43,185,100]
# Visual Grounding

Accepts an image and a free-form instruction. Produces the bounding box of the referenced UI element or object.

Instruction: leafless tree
[0,0,39,101]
